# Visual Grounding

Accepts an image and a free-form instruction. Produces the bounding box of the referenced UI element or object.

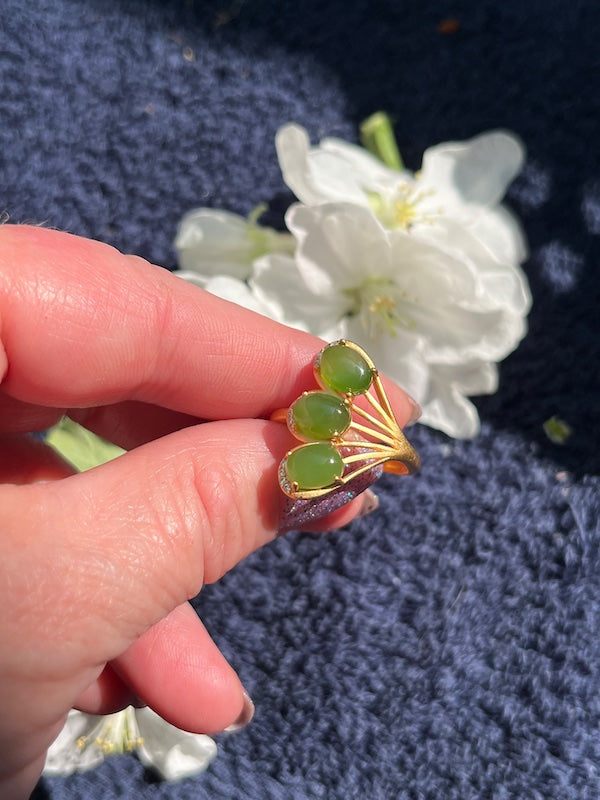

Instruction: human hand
[0,225,417,798]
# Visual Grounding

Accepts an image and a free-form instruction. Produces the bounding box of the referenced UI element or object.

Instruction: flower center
[344,277,415,338]
[76,708,144,755]
[368,181,435,231]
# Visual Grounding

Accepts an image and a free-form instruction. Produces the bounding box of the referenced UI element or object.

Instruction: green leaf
[543,415,573,445]
[46,417,125,472]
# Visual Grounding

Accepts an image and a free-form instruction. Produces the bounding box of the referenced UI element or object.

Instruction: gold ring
[271,340,420,500]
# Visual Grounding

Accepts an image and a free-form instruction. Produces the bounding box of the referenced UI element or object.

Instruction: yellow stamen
[345,277,416,338]
[76,708,144,756]
[368,181,438,231]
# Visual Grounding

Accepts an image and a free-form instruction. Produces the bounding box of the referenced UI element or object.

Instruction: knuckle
[138,445,249,597]
[189,454,246,585]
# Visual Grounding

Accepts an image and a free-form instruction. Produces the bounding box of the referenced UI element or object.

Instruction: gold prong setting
[277,340,420,499]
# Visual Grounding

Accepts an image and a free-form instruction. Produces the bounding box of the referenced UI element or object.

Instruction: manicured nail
[224,689,254,733]
[357,488,379,517]
[406,395,422,426]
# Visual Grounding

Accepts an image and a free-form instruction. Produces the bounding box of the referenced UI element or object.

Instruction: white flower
[174,206,295,280]
[275,123,528,266]
[173,269,311,332]
[249,202,531,438]
[44,707,217,781]
[173,122,531,438]
[173,270,282,319]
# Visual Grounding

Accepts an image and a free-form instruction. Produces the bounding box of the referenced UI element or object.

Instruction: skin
[0,225,416,799]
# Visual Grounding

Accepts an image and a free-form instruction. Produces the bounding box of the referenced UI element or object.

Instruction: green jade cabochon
[317,343,373,395]
[285,442,345,491]
[289,391,351,441]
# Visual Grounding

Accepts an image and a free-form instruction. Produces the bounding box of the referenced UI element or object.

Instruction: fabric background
[2,1,599,798]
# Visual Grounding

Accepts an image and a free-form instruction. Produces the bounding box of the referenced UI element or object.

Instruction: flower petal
[318,135,404,189]
[405,218,532,316]
[276,124,366,206]
[420,376,480,439]
[468,206,529,265]
[382,222,530,365]
[174,208,254,280]
[43,711,108,776]
[136,707,217,781]
[435,360,499,396]
[420,393,480,439]
[287,202,392,291]
[421,130,525,207]
[422,361,498,438]
[276,124,401,207]
[173,271,285,320]
[403,276,529,365]
[251,254,340,331]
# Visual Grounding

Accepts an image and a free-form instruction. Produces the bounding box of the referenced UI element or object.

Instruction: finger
[0,418,372,670]
[0,225,415,426]
[56,407,381,534]
[70,402,204,450]
[0,757,49,800]
[112,602,247,734]
[0,433,75,483]
[63,607,247,732]
[0,391,64,434]
[74,664,140,715]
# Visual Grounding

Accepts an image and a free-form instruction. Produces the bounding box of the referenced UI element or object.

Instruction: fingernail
[406,395,422,426]
[224,689,254,733]
[357,488,379,517]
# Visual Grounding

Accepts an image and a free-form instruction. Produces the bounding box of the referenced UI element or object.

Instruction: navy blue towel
[2,1,599,798]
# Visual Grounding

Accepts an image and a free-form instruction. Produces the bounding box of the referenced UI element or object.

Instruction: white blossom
[44,707,217,781]
[174,123,531,438]
[275,123,528,266]
[250,202,531,438]
[173,269,311,332]
[175,206,294,281]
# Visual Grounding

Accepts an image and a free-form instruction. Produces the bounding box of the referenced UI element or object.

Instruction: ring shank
[270,408,289,425]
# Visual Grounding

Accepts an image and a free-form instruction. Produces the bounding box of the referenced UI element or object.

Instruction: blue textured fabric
[2,1,599,798]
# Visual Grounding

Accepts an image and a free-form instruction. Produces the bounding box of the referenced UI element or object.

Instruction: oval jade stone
[290,391,351,441]
[285,442,344,491]
[318,343,372,395]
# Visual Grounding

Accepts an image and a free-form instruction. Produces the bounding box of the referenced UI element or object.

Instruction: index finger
[0,225,415,424]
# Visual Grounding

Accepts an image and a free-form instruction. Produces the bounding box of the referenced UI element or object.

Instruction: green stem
[360,112,404,170]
